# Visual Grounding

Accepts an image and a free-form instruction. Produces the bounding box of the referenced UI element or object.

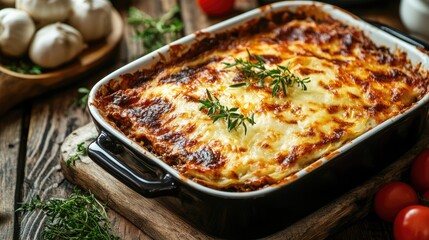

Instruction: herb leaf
[224,49,267,87]
[199,89,255,135]
[5,59,42,75]
[66,139,93,167]
[224,50,311,96]
[128,5,183,56]
[17,189,119,240]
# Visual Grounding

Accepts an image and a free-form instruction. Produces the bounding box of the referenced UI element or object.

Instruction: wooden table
[0,0,417,239]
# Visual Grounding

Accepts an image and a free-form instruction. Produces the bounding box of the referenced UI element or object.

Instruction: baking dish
[88,1,429,238]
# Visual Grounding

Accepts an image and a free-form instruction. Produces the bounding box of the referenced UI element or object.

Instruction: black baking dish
[87,1,429,238]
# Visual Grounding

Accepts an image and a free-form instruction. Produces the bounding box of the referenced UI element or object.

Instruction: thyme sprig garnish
[17,189,119,240]
[128,5,183,55]
[224,50,268,87]
[224,50,311,97]
[269,64,311,97]
[199,89,255,135]
[66,140,92,167]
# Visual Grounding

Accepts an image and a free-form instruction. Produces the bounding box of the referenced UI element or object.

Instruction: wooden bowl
[0,8,124,115]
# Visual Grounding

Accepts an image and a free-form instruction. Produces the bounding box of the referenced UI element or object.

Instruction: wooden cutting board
[61,122,429,239]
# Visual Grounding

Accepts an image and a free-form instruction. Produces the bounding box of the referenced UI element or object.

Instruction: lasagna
[94,7,428,191]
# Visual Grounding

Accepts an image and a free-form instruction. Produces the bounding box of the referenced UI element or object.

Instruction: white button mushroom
[68,0,112,42]
[29,23,85,68]
[16,0,71,26]
[0,8,35,57]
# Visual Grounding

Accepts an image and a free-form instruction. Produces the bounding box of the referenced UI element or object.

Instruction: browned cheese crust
[94,6,429,192]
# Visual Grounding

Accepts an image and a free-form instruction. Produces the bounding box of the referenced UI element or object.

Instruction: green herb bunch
[128,5,183,55]
[224,50,311,97]
[199,89,255,134]
[17,189,119,240]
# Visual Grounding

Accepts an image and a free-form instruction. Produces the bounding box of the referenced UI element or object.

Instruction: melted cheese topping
[94,10,428,191]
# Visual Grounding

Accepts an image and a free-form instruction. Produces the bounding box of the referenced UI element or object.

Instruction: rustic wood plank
[125,0,179,61]
[0,109,23,240]
[109,212,153,240]
[18,1,182,239]
[18,86,92,239]
[61,123,211,240]
[17,65,152,239]
[329,213,393,240]
[60,119,429,239]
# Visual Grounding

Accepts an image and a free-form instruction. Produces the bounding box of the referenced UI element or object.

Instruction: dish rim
[88,0,429,198]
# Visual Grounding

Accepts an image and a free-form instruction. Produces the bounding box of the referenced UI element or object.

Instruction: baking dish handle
[366,20,429,50]
[88,131,178,198]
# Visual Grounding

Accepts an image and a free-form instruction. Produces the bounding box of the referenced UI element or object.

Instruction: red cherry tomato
[394,205,429,240]
[374,181,419,222]
[411,148,429,192]
[197,0,235,17]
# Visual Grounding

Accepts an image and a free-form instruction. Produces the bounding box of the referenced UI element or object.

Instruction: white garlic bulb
[29,23,85,68]
[16,0,71,26]
[68,0,112,42]
[0,8,35,57]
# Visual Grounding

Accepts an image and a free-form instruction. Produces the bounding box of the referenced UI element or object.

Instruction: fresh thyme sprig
[199,89,255,134]
[17,189,119,240]
[128,5,183,55]
[268,64,311,97]
[223,50,311,96]
[66,140,92,167]
[224,50,268,87]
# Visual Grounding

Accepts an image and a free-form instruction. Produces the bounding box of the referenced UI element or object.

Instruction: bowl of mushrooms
[0,0,123,114]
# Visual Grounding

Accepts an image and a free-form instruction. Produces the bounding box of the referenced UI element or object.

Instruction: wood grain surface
[0,109,23,240]
[11,1,185,239]
[1,0,421,239]
[61,124,209,240]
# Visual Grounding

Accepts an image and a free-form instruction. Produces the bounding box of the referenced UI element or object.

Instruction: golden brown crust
[94,6,428,192]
